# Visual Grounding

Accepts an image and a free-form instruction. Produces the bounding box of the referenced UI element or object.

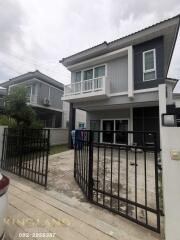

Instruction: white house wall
[73,90,159,111]
[107,56,128,94]
[71,55,128,95]
[62,101,86,129]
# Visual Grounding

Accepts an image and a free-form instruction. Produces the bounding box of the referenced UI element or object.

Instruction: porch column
[158,84,167,149]
[68,103,76,149]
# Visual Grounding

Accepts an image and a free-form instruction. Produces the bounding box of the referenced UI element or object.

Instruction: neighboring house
[0,70,64,128]
[0,70,86,129]
[60,15,180,146]
[0,87,6,113]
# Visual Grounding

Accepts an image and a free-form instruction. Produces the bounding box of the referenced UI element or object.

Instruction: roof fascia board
[67,46,129,71]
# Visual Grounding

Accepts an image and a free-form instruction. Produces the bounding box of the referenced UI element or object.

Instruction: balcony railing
[26,95,38,104]
[64,77,105,97]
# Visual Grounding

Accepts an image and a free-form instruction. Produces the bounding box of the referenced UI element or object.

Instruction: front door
[115,120,128,144]
[102,120,114,143]
[102,119,129,144]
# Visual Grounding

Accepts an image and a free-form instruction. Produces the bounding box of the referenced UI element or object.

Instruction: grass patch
[50,144,69,155]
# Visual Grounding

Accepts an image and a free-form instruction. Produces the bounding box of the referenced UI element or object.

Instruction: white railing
[26,95,38,104]
[64,77,104,97]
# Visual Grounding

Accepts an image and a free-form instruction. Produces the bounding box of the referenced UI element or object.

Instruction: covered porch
[69,100,160,147]
[33,106,62,128]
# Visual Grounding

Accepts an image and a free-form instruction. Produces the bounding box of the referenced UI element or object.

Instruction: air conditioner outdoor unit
[43,98,50,106]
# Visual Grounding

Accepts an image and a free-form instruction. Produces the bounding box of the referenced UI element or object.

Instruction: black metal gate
[74,130,160,233]
[1,128,50,187]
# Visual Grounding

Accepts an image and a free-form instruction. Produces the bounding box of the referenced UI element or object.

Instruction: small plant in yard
[4,86,43,129]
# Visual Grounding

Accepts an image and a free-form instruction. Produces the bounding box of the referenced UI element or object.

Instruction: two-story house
[60,15,180,146]
[0,70,64,128]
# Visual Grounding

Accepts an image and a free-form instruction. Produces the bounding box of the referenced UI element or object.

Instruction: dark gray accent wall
[133,37,165,90]
[133,106,160,147]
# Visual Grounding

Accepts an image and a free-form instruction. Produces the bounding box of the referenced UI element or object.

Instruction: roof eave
[60,14,180,69]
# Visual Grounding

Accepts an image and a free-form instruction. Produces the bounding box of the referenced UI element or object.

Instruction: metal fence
[1,128,50,187]
[74,130,160,233]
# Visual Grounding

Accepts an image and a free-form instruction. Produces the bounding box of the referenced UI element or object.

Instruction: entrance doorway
[102,119,129,144]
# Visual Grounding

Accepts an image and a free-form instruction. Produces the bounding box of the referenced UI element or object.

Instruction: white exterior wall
[75,109,86,129]
[62,101,70,128]
[159,84,180,240]
[62,101,86,129]
[161,127,180,240]
[107,56,128,94]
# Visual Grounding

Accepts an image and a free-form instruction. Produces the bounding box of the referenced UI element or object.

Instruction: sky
[0,0,180,90]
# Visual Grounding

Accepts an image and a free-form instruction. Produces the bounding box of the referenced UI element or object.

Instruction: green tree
[5,86,43,128]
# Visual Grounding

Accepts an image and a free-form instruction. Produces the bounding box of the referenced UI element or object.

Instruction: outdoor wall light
[162,113,177,127]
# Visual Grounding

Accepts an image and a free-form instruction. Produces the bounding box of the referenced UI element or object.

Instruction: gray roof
[0,70,64,90]
[60,14,180,77]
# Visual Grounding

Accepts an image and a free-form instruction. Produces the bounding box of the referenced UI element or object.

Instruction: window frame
[74,64,107,83]
[75,71,81,83]
[100,118,130,144]
[143,49,157,82]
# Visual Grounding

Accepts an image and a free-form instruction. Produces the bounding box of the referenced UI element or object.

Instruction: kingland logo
[4,217,71,227]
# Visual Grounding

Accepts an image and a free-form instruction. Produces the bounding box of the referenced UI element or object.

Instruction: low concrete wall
[161,127,180,240]
[47,128,68,146]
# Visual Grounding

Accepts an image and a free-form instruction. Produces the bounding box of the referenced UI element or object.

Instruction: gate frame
[1,128,50,188]
[74,129,161,233]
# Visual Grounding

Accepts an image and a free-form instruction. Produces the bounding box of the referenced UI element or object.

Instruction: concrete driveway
[4,150,161,240]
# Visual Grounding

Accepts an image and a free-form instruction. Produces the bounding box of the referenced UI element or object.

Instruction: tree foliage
[5,86,43,128]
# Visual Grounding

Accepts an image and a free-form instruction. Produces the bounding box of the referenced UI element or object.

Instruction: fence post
[45,129,50,189]
[88,130,94,201]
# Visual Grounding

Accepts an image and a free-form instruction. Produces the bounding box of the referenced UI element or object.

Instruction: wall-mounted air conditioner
[43,98,50,106]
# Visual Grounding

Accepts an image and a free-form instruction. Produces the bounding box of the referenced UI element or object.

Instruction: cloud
[109,0,180,26]
[0,0,179,87]
[0,0,24,53]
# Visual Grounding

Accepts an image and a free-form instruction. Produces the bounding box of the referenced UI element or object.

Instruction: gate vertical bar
[88,130,93,201]
[74,130,77,178]
[1,128,6,169]
[154,132,160,233]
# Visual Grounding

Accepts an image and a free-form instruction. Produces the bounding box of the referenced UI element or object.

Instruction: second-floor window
[84,69,93,80]
[143,49,156,81]
[94,65,105,78]
[83,65,105,81]
[74,65,106,93]
[75,71,81,82]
